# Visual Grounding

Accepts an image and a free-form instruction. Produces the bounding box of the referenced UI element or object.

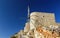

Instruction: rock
[11,12,60,38]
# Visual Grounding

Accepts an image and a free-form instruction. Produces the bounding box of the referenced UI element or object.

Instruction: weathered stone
[11,12,60,38]
[24,22,30,32]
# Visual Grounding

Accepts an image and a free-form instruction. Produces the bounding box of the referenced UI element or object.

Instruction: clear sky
[0,0,60,38]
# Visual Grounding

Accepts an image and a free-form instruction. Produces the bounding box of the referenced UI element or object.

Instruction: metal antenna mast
[28,6,30,19]
[27,5,30,22]
[27,0,30,22]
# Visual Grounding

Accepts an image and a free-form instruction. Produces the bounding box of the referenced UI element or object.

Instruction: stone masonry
[11,12,60,38]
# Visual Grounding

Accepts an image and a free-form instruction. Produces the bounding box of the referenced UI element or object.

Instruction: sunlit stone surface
[11,12,60,38]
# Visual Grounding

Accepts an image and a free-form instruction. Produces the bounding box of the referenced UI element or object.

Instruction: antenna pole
[28,6,30,19]
[27,5,30,22]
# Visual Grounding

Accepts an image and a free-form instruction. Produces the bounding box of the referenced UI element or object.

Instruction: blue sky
[0,0,60,38]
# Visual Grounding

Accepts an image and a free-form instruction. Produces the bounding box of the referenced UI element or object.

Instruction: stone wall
[11,12,60,38]
[30,12,56,29]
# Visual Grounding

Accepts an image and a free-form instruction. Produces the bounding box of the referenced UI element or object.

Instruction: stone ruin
[11,12,60,38]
